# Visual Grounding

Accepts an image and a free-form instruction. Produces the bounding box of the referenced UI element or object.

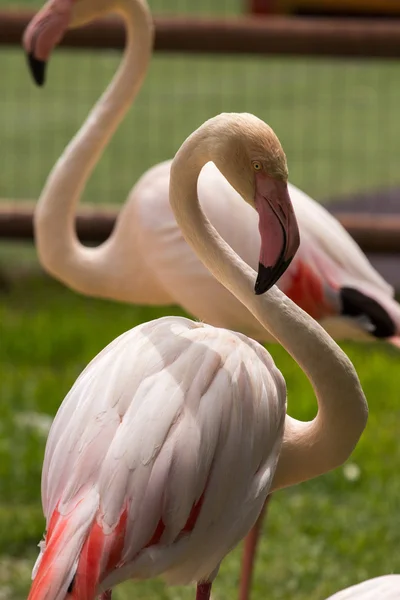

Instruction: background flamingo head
[22,0,75,85]
[22,0,112,86]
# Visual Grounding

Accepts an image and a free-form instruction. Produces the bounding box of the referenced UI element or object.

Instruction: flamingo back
[131,162,398,343]
[30,317,286,599]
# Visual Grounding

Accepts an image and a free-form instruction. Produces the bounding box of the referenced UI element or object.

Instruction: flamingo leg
[196,582,212,600]
[98,591,112,600]
[238,494,272,600]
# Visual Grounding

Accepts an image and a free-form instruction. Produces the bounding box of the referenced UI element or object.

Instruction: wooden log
[246,0,400,18]
[0,202,116,244]
[1,10,400,57]
[0,202,399,254]
[332,213,400,255]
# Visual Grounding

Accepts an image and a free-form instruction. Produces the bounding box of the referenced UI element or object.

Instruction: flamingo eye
[252,161,262,171]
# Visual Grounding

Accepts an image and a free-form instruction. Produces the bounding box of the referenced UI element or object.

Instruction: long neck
[34,0,153,294]
[169,135,368,492]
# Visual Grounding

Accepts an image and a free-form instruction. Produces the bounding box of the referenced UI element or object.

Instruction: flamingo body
[22,0,369,594]
[25,0,400,346]
[326,575,400,599]
[66,160,400,344]
[29,316,286,599]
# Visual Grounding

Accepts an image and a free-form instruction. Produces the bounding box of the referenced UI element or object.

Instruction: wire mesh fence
[0,0,399,207]
[149,0,241,15]
[9,0,242,15]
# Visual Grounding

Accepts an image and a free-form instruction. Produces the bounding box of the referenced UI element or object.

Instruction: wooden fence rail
[0,203,399,254]
[1,10,400,57]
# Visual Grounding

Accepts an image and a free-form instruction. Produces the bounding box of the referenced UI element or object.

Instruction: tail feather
[71,519,104,600]
[70,506,128,600]
[28,492,128,600]
[28,492,99,600]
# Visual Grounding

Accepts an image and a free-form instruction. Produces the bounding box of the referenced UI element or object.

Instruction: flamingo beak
[254,174,300,295]
[22,0,73,86]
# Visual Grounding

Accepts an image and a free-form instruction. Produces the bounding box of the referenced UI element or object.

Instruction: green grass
[0,253,399,600]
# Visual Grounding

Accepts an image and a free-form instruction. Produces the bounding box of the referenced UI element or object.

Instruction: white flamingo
[24,0,400,349]
[25,109,368,600]
[325,575,400,599]
[21,1,372,598]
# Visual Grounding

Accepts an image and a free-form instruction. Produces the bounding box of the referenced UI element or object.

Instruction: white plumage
[326,575,400,599]
[114,161,397,343]
[35,316,285,596]
[23,0,369,597]
[25,108,368,600]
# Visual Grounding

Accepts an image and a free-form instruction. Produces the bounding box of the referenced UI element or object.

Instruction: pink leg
[99,591,112,600]
[238,494,272,600]
[196,582,212,600]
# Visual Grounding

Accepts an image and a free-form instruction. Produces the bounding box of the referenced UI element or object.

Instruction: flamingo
[23,109,368,599]
[24,0,400,350]
[325,575,400,599]
[21,0,377,598]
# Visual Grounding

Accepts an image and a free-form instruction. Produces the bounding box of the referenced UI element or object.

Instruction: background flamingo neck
[34,0,153,295]
[169,120,368,492]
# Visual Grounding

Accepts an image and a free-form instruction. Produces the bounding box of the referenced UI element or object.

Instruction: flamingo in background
[21,102,369,600]
[325,575,400,599]
[24,0,400,350]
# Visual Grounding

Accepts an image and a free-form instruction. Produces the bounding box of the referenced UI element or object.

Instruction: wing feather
[41,317,286,589]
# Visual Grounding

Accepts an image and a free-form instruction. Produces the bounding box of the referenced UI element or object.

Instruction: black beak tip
[26,52,47,86]
[255,257,294,296]
[254,264,274,296]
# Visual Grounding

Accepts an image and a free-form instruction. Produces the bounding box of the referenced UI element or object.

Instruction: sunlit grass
[0,260,399,599]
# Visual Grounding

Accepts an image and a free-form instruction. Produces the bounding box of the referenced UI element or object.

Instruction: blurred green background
[0,0,399,599]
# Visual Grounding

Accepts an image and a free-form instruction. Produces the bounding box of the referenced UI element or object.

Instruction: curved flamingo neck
[34,0,153,294]
[169,116,368,491]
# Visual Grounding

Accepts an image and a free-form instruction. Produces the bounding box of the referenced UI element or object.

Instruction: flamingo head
[22,0,110,86]
[207,113,300,295]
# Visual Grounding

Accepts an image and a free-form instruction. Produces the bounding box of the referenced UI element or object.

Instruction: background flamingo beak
[254,174,300,295]
[26,53,46,87]
[22,0,73,86]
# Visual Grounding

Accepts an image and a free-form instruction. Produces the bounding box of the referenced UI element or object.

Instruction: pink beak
[254,173,300,295]
[22,0,73,86]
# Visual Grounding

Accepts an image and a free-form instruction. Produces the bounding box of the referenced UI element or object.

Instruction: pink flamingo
[24,0,400,351]
[25,110,367,600]
[21,0,383,597]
